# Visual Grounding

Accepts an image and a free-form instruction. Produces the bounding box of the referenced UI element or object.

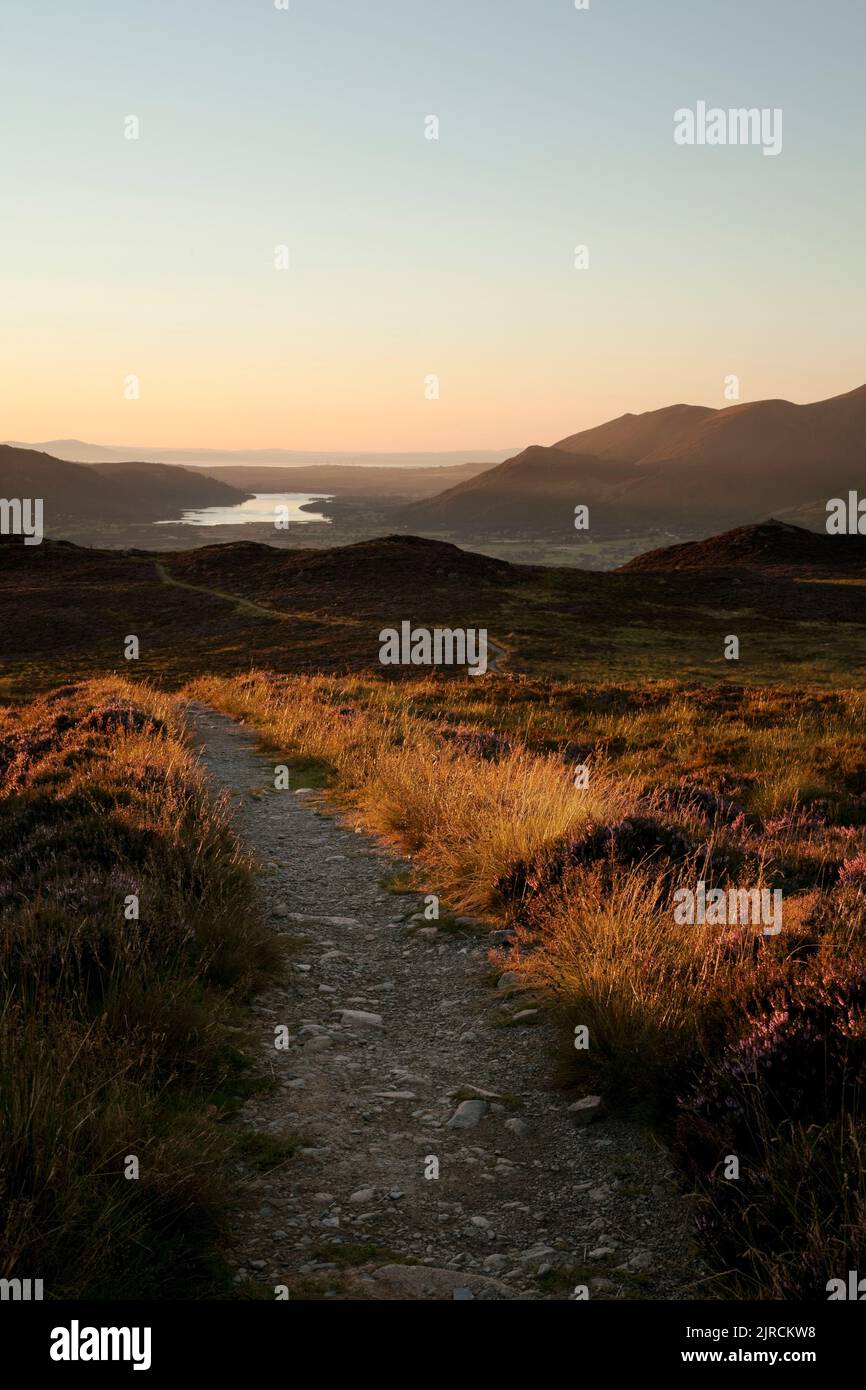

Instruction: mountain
[0,445,250,527]
[89,460,249,512]
[618,518,866,577]
[399,445,633,534]
[614,384,866,529]
[553,403,716,461]
[0,446,130,521]
[399,385,866,537]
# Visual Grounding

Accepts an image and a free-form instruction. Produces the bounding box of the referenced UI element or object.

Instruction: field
[3,533,866,697]
[2,530,866,1299]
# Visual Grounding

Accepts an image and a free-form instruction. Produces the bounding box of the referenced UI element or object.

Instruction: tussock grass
[518,866,723,1079]
[0,678,280,1298]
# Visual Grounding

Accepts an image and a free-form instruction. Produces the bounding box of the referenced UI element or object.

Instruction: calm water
[155,492,333,527]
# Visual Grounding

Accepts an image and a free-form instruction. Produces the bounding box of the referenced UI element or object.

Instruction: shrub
[498,814,708,912]
[676,963,866,1297]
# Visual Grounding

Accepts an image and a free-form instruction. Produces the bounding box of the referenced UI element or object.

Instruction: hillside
[90,459,249,512]
[553,402,716,461]
[0,445,249,527]
[0,534,527,694]
[165,533,518,610]
[3,528,866,696]
[399,445,632,534]
[618,519,866,576]
[400,385,866,537]
[616,384,866,528]
[0,446,130,521]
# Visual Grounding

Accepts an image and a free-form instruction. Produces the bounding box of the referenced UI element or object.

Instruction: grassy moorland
[188,670,866,1298]
[4,528,866,1299]
[3,533,866,698]
[0,678,280,1298]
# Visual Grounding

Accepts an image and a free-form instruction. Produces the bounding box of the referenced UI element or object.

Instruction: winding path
[154,558,509,670]
[187,701,701,1301]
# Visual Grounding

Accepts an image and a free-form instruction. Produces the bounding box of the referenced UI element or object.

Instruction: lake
[155,492,333,527]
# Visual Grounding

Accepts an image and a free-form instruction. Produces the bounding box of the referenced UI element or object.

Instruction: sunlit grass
[189,668,866,1297]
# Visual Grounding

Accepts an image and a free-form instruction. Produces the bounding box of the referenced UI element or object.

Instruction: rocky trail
[187,703,703,1301]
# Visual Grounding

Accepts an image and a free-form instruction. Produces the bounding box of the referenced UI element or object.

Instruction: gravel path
[187,701,704,1301]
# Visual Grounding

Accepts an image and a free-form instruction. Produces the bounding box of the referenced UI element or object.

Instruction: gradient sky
[2,0,864,452]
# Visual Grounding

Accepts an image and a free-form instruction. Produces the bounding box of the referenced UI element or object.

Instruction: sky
[1,0,864,452]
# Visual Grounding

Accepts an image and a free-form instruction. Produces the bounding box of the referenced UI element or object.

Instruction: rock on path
[187,702,702,1301]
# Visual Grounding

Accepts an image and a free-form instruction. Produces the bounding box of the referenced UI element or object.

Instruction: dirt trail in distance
[154,559,508,670]
[187,701,702,1301]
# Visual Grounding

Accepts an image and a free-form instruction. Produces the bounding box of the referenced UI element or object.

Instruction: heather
[0,679,279,1297]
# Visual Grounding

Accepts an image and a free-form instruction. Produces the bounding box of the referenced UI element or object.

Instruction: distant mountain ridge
[400,385,866,538]
[3,440,513,467]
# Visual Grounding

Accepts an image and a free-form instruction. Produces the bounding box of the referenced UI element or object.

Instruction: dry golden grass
[517,865,730,1063]
[189,672,637,916]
